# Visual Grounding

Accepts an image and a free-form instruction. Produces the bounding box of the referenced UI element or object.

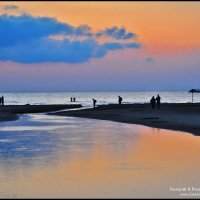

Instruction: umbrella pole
[192,92,193,103]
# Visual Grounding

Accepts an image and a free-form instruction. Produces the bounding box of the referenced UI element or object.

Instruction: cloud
[96,27,137,40]
[0,38,97,63]
[0,14,141,63]
[0,14,75,47]
[0,38,141,64]
[102,42,141,50]
[2,5,19,11]
[145,57,155,62]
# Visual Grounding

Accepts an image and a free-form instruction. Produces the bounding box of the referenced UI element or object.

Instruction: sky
[0,1,200,92]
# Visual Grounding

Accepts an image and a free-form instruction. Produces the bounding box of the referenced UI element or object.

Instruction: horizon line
[0,90,190,93]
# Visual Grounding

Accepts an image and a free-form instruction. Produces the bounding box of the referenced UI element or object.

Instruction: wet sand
[51,103,200,136]
[1,103,200,136]
[0,104,82,122]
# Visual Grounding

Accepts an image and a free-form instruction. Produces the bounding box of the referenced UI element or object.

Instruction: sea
[1,91,200,107]
[0,91,200,198]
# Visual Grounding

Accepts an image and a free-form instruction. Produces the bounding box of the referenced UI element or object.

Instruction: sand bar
[1,103,200,136]
[0,104,82,122]
[50,103,200,136]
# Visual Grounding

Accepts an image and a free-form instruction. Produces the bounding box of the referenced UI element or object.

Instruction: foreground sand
[50,103,200,136]
[0,104,82,122]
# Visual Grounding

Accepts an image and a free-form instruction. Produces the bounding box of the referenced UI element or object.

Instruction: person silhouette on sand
[73,97,76,102]
[150,96,156,109]
[70,97,73,102]
[118,96,123,105]
[156,94,161,109]
[0,97,2,105]
[92,99,97,108]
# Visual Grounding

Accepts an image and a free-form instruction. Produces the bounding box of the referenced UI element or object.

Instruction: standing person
[156,94,161,109]
[70,97,73,102]
[73,97,76,102]
[92,99,97,108]
[0,96,2,105]
[150,96,156,109]
[118,96,123,105]
[1,96,4,106]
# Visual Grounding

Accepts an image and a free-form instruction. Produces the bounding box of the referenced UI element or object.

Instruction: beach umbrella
[189,89,200,103]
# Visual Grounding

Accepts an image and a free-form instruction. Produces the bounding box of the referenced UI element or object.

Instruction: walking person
[118,96,123,105]
[92,99,97,108]
[2,96,4,106]
[156,94,161,109]
[150,96,156,110]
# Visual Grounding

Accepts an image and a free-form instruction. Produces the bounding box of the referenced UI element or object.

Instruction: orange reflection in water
[0,125,200,198]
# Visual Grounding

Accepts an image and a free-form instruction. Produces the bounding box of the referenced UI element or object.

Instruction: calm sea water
[0,114,200,198]
[1,91,200,107]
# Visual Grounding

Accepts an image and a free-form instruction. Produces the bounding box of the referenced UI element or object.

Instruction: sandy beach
[1,103,200,135]
[0,104,82,122]
[50,103,200,136]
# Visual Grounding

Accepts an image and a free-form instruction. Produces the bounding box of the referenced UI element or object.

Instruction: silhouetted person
[150,96,156,109]
[156,94,161,109]
[73,97,76,102]
[92,99,97,108]
[1,96,4,106]
[118,96,123,105]
[0,97,2,106]
[70,97,73,102]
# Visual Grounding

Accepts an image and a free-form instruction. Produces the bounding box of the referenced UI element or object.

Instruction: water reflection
[0,114,139,168]
[0,114,200,198]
